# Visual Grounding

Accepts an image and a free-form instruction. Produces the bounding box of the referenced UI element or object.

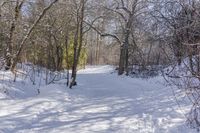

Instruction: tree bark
[65,34,70,86]
[5,0,24,70]
[70,0,85,88]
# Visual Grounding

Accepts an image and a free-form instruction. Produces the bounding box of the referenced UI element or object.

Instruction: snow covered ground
[0,65,197,133]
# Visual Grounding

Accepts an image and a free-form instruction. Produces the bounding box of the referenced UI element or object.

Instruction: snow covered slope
[0,66,197,133]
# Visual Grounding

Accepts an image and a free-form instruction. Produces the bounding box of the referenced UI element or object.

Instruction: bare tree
[70,0,86,88]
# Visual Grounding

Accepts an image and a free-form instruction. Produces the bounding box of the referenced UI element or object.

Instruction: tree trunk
[124,31,130,76]
[70,0,85,88]
[119,29,130,75]
[70,31,78,88]
[118,45,125,75]
[5,0,23,70]
[65,34,70,86]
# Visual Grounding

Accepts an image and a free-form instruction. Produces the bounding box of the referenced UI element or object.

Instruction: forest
[0,0,200,132]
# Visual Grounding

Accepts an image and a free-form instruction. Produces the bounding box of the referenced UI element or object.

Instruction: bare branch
[11,0,59,70]
[83,19,121,44]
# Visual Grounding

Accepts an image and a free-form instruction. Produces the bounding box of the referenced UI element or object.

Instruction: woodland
[1,0,200,132]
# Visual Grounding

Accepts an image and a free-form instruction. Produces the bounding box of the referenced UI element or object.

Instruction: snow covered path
[0,66,196,133]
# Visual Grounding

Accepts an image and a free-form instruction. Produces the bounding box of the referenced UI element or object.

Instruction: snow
[0,65,197,133]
